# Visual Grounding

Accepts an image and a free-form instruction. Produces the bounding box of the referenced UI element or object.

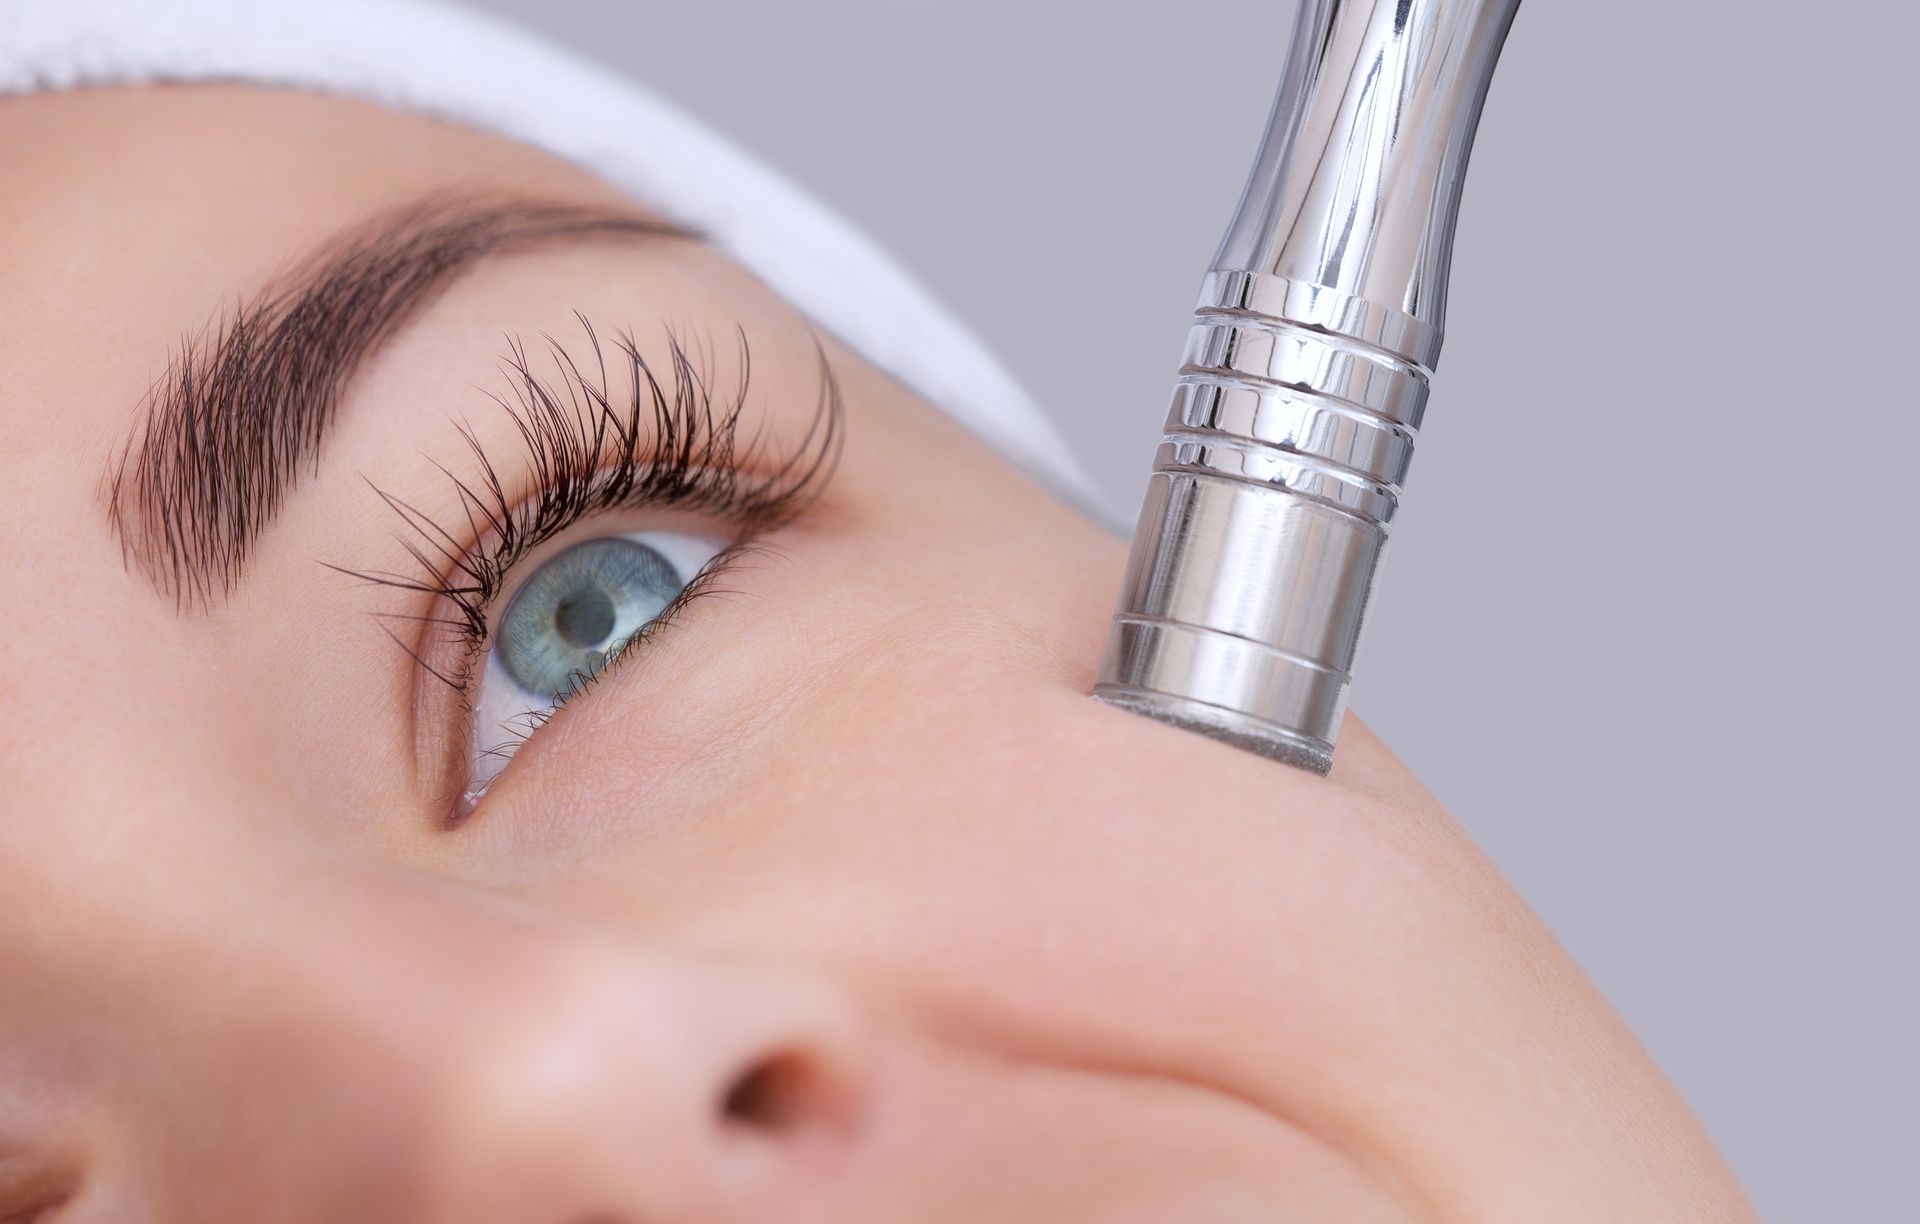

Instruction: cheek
[486,636,1252,1071]
[437,509,1270,1067]
[419,448,1447,1139]
[434,472,1114,879]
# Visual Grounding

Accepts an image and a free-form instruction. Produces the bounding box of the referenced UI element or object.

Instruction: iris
[497,537,686,700]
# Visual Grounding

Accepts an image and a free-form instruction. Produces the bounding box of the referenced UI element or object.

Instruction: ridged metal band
[1094,302,1429,773]
[1197,269,1443,371]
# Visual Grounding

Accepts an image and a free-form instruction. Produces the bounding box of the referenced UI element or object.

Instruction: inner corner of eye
[457,528,729,799]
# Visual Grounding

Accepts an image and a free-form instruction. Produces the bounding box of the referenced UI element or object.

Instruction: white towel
[1,0,1098,504]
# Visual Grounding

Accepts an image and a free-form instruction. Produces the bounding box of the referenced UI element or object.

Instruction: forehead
[0,84,636,345]
[0,83,785,545]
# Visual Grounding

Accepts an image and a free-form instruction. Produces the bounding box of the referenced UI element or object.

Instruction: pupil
[554,588,617,649]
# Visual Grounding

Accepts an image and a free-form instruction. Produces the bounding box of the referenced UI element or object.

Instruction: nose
[410,946,870,1224]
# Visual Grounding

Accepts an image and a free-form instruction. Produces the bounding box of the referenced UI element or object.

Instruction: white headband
[2,0,1098,504]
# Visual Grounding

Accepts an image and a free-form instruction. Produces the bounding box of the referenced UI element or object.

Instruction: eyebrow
[106,197,698,607]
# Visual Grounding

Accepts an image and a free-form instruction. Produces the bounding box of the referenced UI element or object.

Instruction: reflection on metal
[1096,0,1522,773]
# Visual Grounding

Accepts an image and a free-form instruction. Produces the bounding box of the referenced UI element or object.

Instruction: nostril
[721,1043,864,1143]
[705,975,872,1165]
[720,1049,837,1135]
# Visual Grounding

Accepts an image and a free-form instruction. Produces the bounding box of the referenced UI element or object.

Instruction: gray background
[456,0,1916,1214]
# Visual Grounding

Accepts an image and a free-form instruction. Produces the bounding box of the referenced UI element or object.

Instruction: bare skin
[0,86,1752,1222]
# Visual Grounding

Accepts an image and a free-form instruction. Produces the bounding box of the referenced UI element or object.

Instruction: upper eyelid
[333,318,843,695]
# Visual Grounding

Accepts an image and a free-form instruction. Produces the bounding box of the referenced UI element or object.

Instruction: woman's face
[0,87,1741,1221]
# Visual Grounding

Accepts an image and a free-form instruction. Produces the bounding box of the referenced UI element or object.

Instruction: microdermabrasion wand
[1094,0,1521,773]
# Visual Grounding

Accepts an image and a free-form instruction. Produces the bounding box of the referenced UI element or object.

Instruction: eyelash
[336,318,842,706]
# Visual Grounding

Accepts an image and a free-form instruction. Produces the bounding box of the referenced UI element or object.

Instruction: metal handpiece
[1095,0,1521,773]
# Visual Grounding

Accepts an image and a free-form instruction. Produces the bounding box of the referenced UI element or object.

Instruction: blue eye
[498,537,684,700]
[463,530,727,806]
